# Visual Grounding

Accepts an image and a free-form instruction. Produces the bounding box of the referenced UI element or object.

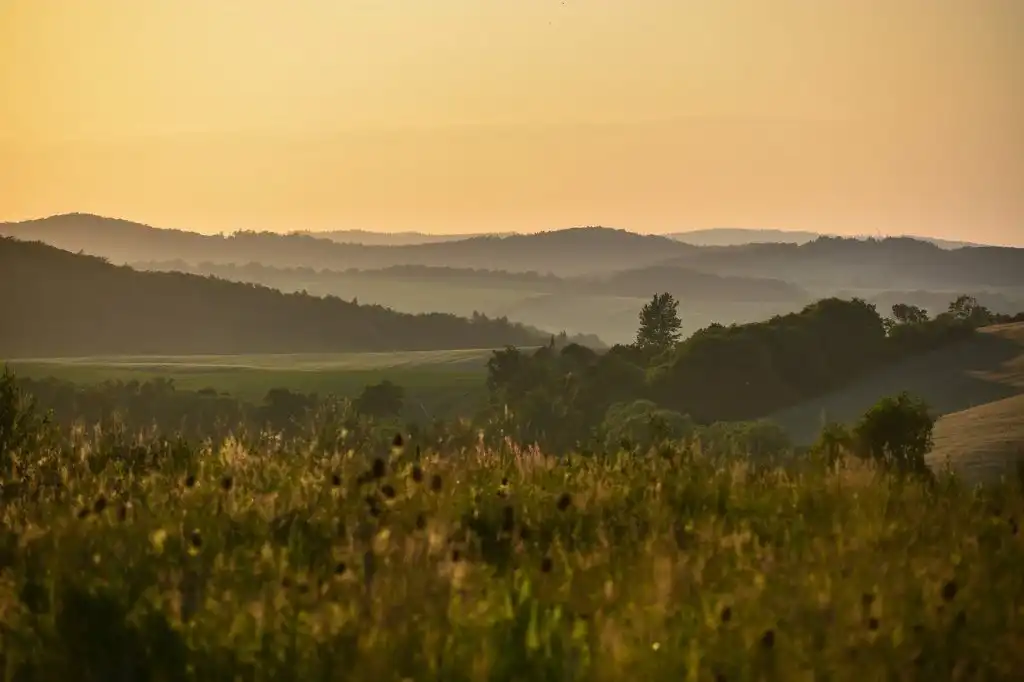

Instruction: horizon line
[4,211,1020,249]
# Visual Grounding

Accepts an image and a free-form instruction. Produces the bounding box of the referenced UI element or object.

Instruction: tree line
[3,291,1020,462]
[482,292,1023,454]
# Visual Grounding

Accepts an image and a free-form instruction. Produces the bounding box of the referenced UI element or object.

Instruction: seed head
[941,580,958,602]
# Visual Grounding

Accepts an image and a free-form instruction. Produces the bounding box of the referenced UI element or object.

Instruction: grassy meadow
[1,430,1023,681]
[6,349,500,420]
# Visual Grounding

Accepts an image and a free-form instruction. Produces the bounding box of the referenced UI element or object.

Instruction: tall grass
[1,429,1022,681]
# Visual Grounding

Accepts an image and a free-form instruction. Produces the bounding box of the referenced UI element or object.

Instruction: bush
[853,391,935,475]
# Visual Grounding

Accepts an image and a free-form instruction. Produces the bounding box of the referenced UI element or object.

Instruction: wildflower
[150,529,168,553]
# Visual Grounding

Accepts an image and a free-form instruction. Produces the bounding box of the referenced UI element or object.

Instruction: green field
[7,348,505,418]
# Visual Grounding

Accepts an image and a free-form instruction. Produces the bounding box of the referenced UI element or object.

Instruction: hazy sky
[1,0,1022,243]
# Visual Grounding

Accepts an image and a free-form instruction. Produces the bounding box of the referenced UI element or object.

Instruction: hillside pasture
[767,322,1024,481]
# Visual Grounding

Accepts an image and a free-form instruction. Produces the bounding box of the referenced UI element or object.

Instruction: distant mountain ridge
[0,213,693,276]
[2,214,1021,290]
[297,225,983,250]
[662,237,1024,290]
[666,228,982,250]
[294,229,516,246]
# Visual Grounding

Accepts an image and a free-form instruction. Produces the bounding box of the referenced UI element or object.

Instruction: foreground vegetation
[1,375,1023,680]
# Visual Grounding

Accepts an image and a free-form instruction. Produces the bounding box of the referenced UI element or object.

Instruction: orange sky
[1,0,1022,244]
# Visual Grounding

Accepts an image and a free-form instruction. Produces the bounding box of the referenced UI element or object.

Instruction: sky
[1,0,1022,245]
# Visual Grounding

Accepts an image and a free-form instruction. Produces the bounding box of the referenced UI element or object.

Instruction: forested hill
[0,238,550,357]
[0,213,693,276]
[5,214,1023,289]
[664,237,1024,289]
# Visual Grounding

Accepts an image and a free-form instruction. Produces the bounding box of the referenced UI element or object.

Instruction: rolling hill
[127,260,813,344]
[5,214,1022,294]
[292,229,515,246]
[0,214,695,276]
[664,237,1024,290]
[667,227,982,249]
[767,322,1024,482]
[0,237,552,357]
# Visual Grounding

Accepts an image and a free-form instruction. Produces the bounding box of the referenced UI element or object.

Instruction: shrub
[853,391,935,475]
